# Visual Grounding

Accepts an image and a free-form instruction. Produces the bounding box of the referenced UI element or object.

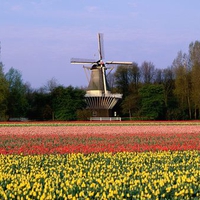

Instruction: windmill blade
[106,66,115,76]
[98,33,104,60]
[106,61,133,65]
[83,66,91,83]
[71,58,97,64]
[83,66,92,70]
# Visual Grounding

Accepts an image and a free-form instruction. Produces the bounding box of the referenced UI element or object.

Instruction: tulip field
[0,122,200,199]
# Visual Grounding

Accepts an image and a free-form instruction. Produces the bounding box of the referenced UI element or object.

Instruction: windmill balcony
[85,90,122,98]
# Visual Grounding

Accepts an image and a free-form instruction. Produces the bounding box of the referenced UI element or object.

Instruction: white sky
[1,0,200,89]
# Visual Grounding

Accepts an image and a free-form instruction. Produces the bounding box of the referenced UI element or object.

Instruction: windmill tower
[71,33,132,118]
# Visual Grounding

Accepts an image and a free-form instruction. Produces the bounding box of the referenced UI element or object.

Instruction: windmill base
[87,108,119,118]
[90,117,121,121]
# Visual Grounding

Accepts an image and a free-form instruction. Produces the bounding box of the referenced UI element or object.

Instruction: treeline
[0,69,86,121]
[0,40,200,121]
[111,41,200,120]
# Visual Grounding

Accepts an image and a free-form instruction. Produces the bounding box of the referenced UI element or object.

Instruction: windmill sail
[98,33,104,60]
[106,61,133,65]
[71,58,96,64]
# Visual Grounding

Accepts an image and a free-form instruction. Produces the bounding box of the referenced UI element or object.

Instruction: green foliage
[27,91,52,120]
[0,62,9,120]
[5,68,28,118]
[139,85,165,120]
[52,86,86,121]
[121,94,140,119]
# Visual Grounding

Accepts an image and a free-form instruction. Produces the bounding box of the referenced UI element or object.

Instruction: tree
[43,77,60,93]
[52,86,86,120]
[26,78,60,120]
[114,63,140,97]
[189,41,200,119]
[138,85,165,120]
[5,67,28,118]
[162,67,176,119]
[140,61,155,84]
[27,90,52,120]
[114,65,130,97]
[154,69,163,84]
[121,94,140,120]
[128,62,140,90]
[0,62,9,120]
[172,51,192,119]
[106,71,116,92]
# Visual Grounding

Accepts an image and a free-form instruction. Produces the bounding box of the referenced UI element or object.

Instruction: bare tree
[172,51,192,119]
[189,41,200,119]
[114,65,131,97]
[106,71,116,92]
[129,62,140,90]
[162,67,175,107]
[114,62,140,97]
[154,69,163,84]
[140,61,155,84]
[44,77,60,93]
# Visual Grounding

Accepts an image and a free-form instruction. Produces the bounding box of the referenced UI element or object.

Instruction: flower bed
[0,151,199,199]
[0,124,199,199]
[0,125,199,154]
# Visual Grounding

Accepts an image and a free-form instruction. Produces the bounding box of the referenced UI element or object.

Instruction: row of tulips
[0,126,199,154]
[0,151,199,199]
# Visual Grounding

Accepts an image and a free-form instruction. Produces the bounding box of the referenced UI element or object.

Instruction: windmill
[71,33,132,118]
